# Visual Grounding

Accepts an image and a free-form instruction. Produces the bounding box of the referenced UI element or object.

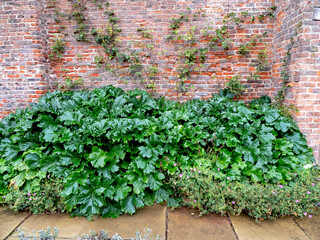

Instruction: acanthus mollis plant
[0,86,316,219]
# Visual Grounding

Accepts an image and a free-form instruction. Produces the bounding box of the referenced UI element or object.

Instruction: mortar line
[291,217,312,240]
[4,212,32,240]
[226,213,239,240]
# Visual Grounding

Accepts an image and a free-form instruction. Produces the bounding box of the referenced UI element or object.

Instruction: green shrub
[171,158,320,220]
[0,86,315,218]
[2,178,65,214]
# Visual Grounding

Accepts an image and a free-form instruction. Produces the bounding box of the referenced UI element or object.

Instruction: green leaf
[133,179,146,195]
[89,147,107,168]
[168,197,180,207]
[249,95,271,106]
[258,125,276,143]
[25,153,41,169]
[274,119,292,132]
[155,188,169,203]
[114,182,131,201]
[148,174,162,190]
[264,109,280,123]
[39,155,58,172]
[133,195,144,208]
[139,146,152,158]
[79,191,104,216]
[143,193,155,206]
[61,172,87,196]
[286,132,310,154]
[59,111,74,123]
[244,169,263,182]
[10,172,26,188]
[3,147,19,161]
[274,138,293,155]
[104,186,115,199]
[121,196,136,214]
[42,125,59,142]
[136,157,147,169]
[102,204,122,218]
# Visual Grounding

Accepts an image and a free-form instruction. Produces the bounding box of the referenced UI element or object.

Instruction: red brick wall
[43,0,275,101]
[0,0,319,159]
[0,0,49,119]
[273,0,320,160]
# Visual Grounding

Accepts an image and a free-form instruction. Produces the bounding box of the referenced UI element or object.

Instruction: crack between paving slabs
[4,212,32,240]
[291,217,312,240]
[3,213,72,240]
[226,213,239,240]
[165,207,169,240]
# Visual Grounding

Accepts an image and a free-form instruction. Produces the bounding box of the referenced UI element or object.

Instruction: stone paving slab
[229,214,309,240]
[0,207,30,239]
[295,214,320,240]
[167,207,236,240]
[8,204,166,239]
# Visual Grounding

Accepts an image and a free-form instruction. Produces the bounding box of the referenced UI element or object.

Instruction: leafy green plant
[273,21,301,118]
[63,76,84,89]
[2,178,65,214]
[171,159,320,220]
[238,33,267,56]
[71,0,88,41]
[223,74,246,97]
[169,12,188,31]
[0,87,182,219]
[0,86,314,219]
[49,37,65,59]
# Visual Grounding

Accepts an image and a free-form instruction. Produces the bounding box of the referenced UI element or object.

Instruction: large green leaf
[148,174,162,190]
[24,153,41,169]
[114,181,131,201]
[274,119,292,133]
[264,108,280,123]
[89,147,108,168]
[102,204,122,218]
[121,196,136,214]
[78,191,105,216]
[258,125,276,143]
[42,126,60,142]
[286,132,310,154]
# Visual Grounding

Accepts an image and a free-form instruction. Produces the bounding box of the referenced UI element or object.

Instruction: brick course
[0,0,319,160]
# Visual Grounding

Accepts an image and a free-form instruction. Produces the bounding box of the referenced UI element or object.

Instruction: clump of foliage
[49,37,65,59]
[2,178,65,214]
[171,158,319,220]
[16,226,159,240]
[17,226,59,240]
[80,227,160,240]
[222,74,246,98]
[0,86,315,219]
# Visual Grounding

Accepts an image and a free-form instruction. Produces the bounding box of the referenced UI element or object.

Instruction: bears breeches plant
[0,86,316,219]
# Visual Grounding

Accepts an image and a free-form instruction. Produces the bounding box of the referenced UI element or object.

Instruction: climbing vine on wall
[273,21,302,117]
[48,0,277,101]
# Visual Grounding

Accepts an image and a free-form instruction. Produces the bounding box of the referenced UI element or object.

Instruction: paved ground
[1,205,319,240]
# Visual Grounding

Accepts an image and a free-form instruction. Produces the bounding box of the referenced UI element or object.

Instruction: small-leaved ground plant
[0,86,317,220]
[170,158,320,220]
[16,226,160,240]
